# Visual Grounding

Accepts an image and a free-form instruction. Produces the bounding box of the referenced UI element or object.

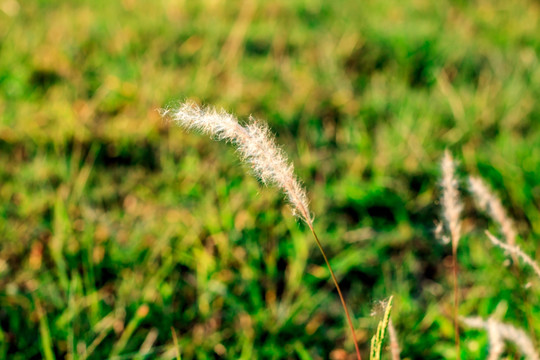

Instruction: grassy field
[1,0,540,358]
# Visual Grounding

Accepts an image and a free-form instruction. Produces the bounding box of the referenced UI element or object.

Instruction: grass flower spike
[441,150,463,252]
[462,316,539,360]
[161,101,361,359]
[161,101,311,223]
[440,150,463,359]
[469,177,517,248]
[485,231,540,280]
[388,319,401,360]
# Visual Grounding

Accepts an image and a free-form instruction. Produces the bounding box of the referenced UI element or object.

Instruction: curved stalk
[308,224,362,360]
[452,247,460,360]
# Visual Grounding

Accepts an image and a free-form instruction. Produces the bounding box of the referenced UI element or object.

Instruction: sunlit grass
[0,0,539,358]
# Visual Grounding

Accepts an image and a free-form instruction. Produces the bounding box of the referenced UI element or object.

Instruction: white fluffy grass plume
[160,101,312,224]
[485,231,540,280]
[462,316,539,360]
[440,150,463,358]
[469,176,517,247]
[441,150,463,251]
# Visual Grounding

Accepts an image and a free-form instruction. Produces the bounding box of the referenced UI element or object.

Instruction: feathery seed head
[485,231,540,280]
[388,319,401,360]
[163,101,242,141]
[486,319,504,360]
[469,176,517,247]
[440,150,462,250]
[462,316,539,360]
[161,101,312,224]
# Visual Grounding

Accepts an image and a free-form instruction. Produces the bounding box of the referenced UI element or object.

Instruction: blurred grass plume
[469,176,517,249]
[440,150,463,358]
[462,316,539,360]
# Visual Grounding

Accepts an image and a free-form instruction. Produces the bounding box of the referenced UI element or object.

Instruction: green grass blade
[35,297,56,360]
[370,296,393,360]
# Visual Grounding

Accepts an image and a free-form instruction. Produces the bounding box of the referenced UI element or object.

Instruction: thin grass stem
[308,224,362,360]
[452,247,460,359]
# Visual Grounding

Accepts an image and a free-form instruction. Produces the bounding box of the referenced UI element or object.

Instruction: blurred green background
[1,0,539,358]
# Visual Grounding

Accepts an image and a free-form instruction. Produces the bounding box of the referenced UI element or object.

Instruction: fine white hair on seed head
[462,316,539,360]
[468,176,517,247]
[440,150,462,251]
[161,101,312,224]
